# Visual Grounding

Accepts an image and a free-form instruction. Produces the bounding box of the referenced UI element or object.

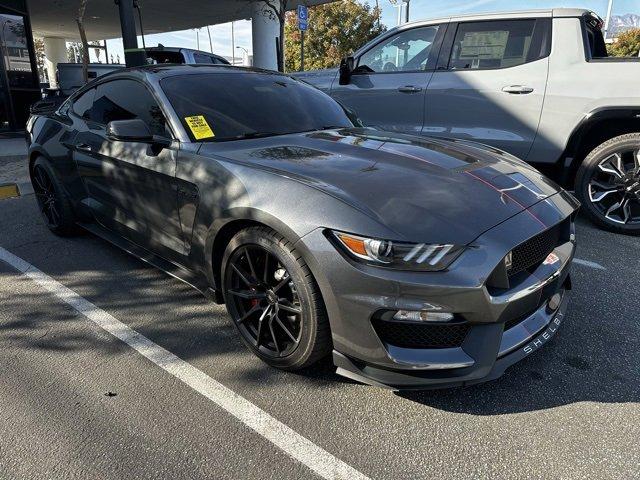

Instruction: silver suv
[295,9,640,234]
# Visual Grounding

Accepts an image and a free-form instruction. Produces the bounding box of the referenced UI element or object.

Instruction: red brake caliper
[250,287,259,308]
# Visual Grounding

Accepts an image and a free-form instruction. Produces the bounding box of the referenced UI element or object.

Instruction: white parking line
[573,258,606,270]
[0,246,369,480]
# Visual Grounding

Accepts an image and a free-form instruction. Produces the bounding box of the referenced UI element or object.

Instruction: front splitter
[332,292,569,391]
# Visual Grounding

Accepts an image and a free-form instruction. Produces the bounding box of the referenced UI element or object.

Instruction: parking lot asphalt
[0,193,638,480]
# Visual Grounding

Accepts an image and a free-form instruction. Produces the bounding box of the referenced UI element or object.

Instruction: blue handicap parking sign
[298,5,308,30]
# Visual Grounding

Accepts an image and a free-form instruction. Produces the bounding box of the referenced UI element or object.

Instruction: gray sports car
[26,65,579,389]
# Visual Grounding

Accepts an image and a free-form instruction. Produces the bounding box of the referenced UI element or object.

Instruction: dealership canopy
[28,0,333,71]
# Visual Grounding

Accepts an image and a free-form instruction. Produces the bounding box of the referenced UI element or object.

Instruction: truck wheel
[575,133,640,235]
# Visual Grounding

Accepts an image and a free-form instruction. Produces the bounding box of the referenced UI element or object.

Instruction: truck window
[448,19,548,70]
[357,25,441,72]
[193,53,214,64]
[147,51,185,64]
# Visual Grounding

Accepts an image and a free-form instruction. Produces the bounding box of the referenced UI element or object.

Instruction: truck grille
[508,224,561,276]
[371,319,470,349]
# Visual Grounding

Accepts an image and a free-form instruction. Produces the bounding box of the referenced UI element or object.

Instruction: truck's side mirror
[339,57,354,85]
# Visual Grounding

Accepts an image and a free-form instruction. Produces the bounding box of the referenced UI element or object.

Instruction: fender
[560,106,640,184]
[564,107,640,157]
[28,145,50,171]
[201,207,312,296]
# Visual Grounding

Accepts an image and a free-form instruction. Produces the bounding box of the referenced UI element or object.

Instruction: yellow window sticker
[184,115,215,140]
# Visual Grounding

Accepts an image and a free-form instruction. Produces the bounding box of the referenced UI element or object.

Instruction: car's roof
[116,64,284,79]
[145,46,224,56]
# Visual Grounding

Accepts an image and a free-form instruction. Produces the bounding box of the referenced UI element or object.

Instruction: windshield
[161,72,354,142]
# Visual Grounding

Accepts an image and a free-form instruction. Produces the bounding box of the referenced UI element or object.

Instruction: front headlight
[330,231,464,271]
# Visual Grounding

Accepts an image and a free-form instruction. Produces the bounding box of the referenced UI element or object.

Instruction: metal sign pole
[207,26,214,54]
[301,30,305,71]
[231,21,235,64]
[297,4,308,71]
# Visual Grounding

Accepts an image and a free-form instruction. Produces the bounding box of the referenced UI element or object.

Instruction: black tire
[31,157,80,236]
[575,133,640,235]
[221,226,331,370]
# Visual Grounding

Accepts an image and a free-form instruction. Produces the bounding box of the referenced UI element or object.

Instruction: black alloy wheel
[222,227,331,370]
[226,244,303,357]
[30,157,79,236]
[577,133,640,235]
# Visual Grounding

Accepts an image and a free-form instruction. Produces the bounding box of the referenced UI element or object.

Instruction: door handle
[75,143,92,152]
[502,85,534,94]
[398,85,423,93]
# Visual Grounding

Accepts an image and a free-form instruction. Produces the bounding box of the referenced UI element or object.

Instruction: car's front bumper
[332,287,569,390]
[297,190,579,390]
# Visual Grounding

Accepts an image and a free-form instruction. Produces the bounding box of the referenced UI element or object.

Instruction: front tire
[575,133,640,235]
[30,157,80,236]
[221,226,331,370]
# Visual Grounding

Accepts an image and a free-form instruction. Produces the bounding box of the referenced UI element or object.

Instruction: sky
[96,0,640,64]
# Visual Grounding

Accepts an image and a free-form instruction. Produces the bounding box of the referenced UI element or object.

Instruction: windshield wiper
[320,125,349,130]
[232,131,280,140]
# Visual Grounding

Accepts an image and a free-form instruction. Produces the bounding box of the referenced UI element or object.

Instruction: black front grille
[371,319,471,349]
[508,224,561,276]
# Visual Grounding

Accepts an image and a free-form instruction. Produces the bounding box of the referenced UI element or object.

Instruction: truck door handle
[75,143,93,152]
[502,85,534,94]
[398,85,423,93]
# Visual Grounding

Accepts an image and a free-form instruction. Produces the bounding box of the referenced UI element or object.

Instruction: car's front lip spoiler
[332,291,570,391]
[385,344,476,370]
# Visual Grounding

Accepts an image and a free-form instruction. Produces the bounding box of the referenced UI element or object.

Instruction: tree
[34,38,46,82]
[67,42,83,63]
[607,28,640,57]
[76,0,90,83]
[284,0,385,72]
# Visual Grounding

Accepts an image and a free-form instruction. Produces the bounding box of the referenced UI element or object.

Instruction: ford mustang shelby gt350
[26,65,579,389]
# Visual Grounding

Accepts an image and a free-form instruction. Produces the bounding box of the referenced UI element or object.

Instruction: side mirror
[107,119,152,142]
[106,119,171,148]
[339,56,354,85]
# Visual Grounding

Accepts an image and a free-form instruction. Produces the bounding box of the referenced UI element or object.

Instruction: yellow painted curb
[0,184,20,200]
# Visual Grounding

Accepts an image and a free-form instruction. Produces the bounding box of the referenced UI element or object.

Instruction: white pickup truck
[295,9,640,234]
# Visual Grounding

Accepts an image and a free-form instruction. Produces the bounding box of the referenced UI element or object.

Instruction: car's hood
[202,128,563,245]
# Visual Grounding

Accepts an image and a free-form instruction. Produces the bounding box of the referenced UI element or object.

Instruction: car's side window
[357,25,441,73]
[193,53,214,64]
[88,79,168,137]
[71,88,95,119]
[448,20,542,70]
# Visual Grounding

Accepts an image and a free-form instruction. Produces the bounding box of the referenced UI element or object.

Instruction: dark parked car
[25,65,579,389]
